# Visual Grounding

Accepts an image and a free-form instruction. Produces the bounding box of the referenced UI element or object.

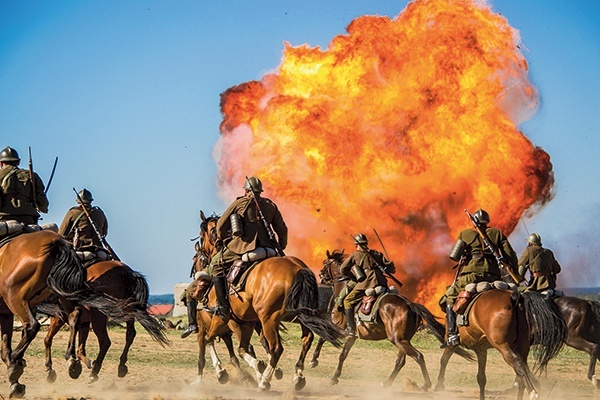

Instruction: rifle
[350,234,403,288]
[73,188,120,261]
[44,156,59,195]
[464,209,524,285]
[245,176,285,256]
[27,147,38,210]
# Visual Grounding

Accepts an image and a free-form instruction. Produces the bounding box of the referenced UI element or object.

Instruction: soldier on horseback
[441,209,518,348]
[181,176,288,340]
[340,233,395,337]
[517,233,561,293]
[58,188,110,263]
[0,146,49,228]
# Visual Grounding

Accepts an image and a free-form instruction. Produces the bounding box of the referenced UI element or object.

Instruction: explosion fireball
[213,0,554,310]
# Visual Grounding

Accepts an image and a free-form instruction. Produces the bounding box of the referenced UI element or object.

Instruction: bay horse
[0,230,124,398]
[434,289,567,400]
[311,249,474,388]
[196,211,343,391]
[42,260,169,383]
[553,296,600,389]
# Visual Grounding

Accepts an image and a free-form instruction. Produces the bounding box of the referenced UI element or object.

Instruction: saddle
[0,222,59,248]
[455,281,518,327]
[356,286,399,323]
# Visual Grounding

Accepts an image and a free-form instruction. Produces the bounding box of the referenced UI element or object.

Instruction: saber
[44,156,59,195]
[373,228,390,260]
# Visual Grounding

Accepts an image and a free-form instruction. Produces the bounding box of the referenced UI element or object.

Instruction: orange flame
[213,0,554,312]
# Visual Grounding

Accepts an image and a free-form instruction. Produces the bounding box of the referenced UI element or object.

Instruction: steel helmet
[473,209,490,225]
[76,188,94,204]
[244,176,263,193]
[353,233,368,245]
[527,232,542,246]
[0,146,20,162]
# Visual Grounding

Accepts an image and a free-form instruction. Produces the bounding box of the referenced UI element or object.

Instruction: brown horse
[434,289,567,400]
[42,260,169,383]
[553,296,600,389]
[311,249,474,388]
[196,211,343,391]
[0,230,123,398]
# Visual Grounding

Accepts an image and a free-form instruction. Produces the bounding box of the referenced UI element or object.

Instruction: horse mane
[329,249,348,263]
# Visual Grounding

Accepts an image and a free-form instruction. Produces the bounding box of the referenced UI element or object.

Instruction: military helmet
[353,233,368,245]
[0,146,20,162]
[244,176,263,193]
[527,232,542,246]
[473,209,490,225]
[76,188,94,204]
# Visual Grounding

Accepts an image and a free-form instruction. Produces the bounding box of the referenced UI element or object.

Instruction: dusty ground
[2,321,599,400]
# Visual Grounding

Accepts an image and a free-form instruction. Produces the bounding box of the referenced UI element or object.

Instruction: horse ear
[326,249,331,258]
[195,241,200,252]
[200,210,206,222]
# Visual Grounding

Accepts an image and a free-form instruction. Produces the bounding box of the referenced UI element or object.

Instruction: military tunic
[210,194,287,276]
[0,165,49,224]
[445,227,518,305]
[518,245,561,291]
[341,248,395,310]
[58,205,108,252]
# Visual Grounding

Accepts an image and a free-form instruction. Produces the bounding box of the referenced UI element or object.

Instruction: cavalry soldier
[199,176,288,341]
[0,146,49,228]
[442,209,518,347]
[340,233,395,337]
[518,233,561,292]
[58,188,109,262]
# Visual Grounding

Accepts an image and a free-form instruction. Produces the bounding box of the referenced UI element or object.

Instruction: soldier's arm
[271,207,288,250]
[57,209,74,238]
[34,172,49,213]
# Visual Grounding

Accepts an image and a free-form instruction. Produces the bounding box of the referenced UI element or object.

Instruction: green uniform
[445,227,517,305]
[0,165,49,224]
[518,245,561,292]
[58,205,108,252]
[341,248,395,309]
[210,194,287,276]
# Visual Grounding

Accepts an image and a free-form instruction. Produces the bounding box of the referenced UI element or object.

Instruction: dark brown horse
[42,260,169,383]
[311,249,473,388]
[553,296,600,389]
[0,230,123,398]
[196,211,343,391]
[434,289,567,400]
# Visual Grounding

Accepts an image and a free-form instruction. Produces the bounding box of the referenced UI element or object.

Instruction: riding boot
[441,304,460,348]
[205,276,230,342]
[344,308,357,337]
[180,298,198,339]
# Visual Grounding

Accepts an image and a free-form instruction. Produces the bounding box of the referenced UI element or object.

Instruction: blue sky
[1,1,599,293]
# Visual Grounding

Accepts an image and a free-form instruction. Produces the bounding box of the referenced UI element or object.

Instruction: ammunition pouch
[351,265,366,282]
[449,239,466,262]
[230,213,243,237]
[360,295,376,315]
[452,290,472,314]
[226,259,245,285]
[0,220,24,237]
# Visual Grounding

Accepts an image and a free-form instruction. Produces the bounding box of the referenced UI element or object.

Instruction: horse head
[320,249,347,285]
[193,210,221,274]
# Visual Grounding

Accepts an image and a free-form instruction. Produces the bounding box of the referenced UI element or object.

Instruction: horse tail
[407,300,475,362]
[285,267,344,347]
[44,240,125,322]
[125,270,169,347]
[521,291,567,373]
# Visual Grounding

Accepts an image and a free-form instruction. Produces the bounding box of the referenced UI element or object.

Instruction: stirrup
[440,333,460,348]
[344,327,356,337]
[180,324,198,339]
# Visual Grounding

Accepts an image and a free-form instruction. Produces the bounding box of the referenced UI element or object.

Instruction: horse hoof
[67,359,82,379]
[592,375,600,389]
[257,360,266,374]
[274,368,283,380]
[118,364,128,378]
[294,376,306,391]
[217,370,229,384]
[329,378,339,386]
[87,373,99,384]
[258,381,271,391]
[191,376,202,386]
[9,382,26,398]
[434,383,444,392]
[309,360,318,368]
[46,369,57,383]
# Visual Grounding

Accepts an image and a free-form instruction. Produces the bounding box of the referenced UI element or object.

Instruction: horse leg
[475,349,487,400]
[309,337,326,368]
[434,346,455,391]
[292,323,314,391]
[330,336,357,386]
[566,335,600,388]
[382,341,406,388]
[75,320,92,369]
[257,319,284,391]
[65,307,83,379]
[386,340,431,390]
[192,323,207,386]
[88,310,111,383]
[117,319,136,378]
[237,325,263,383]
[43,315,65,383]
[4,305,36,399]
